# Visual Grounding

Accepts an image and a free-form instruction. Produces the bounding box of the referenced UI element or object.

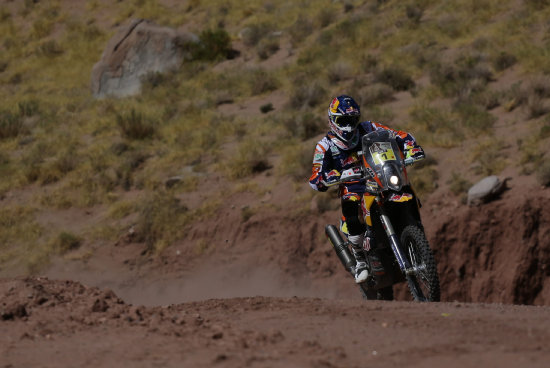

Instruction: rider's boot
[349,234,369,283]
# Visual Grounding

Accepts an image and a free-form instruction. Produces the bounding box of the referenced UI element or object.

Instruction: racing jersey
[309,121,424,195]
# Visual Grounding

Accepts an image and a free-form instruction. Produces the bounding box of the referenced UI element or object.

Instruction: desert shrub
[288,81,326,110]
[327,60,354,83]
[38,147,79,185]
[278,143,312,181]
[53,231,82,254]
[257,37,279,60]
[288,17,313,45]
[190,28,231,61]
[240,206,255,222]
[360,53,378,73]
[0,111,25,140]
[374,65,415,91]
[297,112,324,140]
[116,109,157,140]
[407,163,438,199]
[453,103,496,134]
[536,159,550,186]
[0,6,10,21]
[540,122,550,139]
[240,23,272,47]
[409,105,462,147]
[279,112,324,140]
[526,95,549,119]
[503,82,527,111]
[436,14,462,38]
[447,171,472,196]
[116,150,149,190]
[470,89,502,110]
[524,0,550,10]
[316,7,334,28]
[355,83,395,106]
[135,191,188,253]
[36,40,63,58]
[31,16,56,39]
[248,68,279,95]
[470,139,506,176]
[517,136,543,174]
[430,53,493,97]
[227,138,271,179]
[492,51,517,72]
[363,105,395,122]
[405,5,423,25]
[529,75,550,98]
[18,99,39,117]
[9,73,22,85]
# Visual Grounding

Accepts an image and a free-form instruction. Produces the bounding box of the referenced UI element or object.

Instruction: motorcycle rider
[309,95,425,283]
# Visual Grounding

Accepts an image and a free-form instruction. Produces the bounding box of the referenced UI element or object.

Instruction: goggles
[334,115,360,129]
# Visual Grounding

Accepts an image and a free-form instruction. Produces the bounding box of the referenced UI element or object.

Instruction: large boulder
[467,175,508,206]
[91,19,198,99]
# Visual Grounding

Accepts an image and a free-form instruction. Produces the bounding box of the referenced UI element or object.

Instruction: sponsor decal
[329,98,340,113]
[370,142,396,165]
[326,169,340,179]
[341,152,359,166]
[365,167,376,178]
[342,193,361,201]
[388,193,413,202]
[330,146,340,155]
[314,153,324,161]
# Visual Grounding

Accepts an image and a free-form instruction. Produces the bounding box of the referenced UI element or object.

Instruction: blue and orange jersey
[309,121,424,194]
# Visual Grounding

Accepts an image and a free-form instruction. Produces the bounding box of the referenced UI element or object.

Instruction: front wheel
[358,284,394,301]
[401,225,440,302]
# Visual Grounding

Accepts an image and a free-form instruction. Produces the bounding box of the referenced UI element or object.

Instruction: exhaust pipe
[325,225,356,274]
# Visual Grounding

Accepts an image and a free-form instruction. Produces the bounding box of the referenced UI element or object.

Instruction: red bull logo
[388,193,413,202]
[326,169,340,179]
[342,153,359,166]
[329,98,340,113]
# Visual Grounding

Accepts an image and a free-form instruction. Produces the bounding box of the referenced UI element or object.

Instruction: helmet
[328,95,361,149]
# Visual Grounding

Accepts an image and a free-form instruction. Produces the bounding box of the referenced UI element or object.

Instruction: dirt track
[1,277,549,368]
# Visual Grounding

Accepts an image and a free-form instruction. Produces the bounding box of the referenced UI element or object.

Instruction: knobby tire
[401,225,440,302]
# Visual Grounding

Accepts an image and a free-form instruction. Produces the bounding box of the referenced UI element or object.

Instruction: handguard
[320,167,363,187]
[320,169,341,187]
[340,167,363,182]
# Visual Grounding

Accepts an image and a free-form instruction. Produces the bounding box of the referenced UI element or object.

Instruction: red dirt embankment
[425,189,550,305]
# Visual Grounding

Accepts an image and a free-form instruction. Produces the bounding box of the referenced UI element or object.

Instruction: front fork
[374,198,416,275]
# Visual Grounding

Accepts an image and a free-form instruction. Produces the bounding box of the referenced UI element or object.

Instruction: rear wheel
[401,225,440,302]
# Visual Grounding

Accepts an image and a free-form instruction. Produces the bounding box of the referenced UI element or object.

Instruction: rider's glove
[320,169,341,187]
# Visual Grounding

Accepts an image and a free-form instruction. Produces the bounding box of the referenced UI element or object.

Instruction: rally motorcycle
[325,130,440,302]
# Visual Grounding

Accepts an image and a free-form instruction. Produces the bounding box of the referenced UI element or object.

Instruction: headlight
[383,164,403,191]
